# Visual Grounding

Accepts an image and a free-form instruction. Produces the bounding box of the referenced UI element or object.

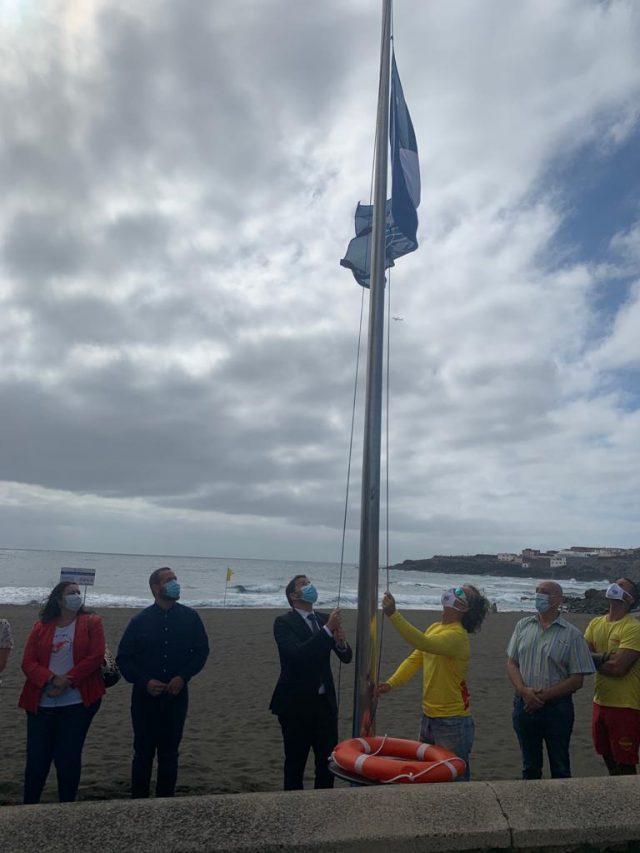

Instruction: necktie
[307,612,326,694]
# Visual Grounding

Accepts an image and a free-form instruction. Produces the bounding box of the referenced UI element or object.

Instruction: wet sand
[0,605,605,804]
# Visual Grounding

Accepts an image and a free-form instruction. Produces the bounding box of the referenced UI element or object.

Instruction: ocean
[0,548,608,612]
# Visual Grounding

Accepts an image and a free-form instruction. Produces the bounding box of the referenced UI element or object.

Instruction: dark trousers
[512,695,574,779]
[130,688,188,798]
[278,695,338,790]
[23,700,101,804]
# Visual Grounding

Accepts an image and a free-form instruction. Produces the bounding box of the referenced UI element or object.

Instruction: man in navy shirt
[117,567,209,798]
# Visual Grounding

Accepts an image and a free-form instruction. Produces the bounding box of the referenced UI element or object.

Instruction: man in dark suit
[270,573,352,790]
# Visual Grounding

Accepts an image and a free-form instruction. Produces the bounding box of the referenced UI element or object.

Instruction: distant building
[550,556,567,568]
[528,556,551,571]
[522,548,541,560]
[497,553,517,562]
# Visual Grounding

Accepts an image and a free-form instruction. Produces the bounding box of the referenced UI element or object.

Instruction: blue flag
[341,53,420,288]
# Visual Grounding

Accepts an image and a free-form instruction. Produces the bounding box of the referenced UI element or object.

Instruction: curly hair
[460,584,490,634]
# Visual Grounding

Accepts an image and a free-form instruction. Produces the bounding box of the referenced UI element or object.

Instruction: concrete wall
[2,777,640,853]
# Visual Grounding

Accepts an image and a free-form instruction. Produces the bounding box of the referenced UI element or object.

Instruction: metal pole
[352,0,392,739]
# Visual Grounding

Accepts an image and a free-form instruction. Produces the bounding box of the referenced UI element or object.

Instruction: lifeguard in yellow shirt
[379,585,489,781]
[585,578,640,776]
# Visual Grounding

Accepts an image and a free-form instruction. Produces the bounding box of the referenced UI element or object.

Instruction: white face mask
[441,587,469,612]
[606,583,632,603]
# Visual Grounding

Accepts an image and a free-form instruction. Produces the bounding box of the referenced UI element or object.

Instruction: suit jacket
[269,609,352,718]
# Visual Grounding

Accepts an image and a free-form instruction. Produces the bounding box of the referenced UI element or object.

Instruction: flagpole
[352,0,392,739]
[224,567,233,607]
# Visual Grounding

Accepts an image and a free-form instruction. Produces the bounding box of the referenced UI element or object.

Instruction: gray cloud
[1,0,640,560]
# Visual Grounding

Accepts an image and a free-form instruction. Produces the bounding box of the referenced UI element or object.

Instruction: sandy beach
[0,605,606,804]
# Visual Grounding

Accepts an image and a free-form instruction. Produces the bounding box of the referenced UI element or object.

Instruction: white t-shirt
[40,621,83,708]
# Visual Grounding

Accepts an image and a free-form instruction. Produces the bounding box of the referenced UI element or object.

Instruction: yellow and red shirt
[387,613,470,717]
[585,614,640,710]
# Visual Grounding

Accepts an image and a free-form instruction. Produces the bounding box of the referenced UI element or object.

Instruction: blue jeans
[24,700,101,803]
[512,695,574,779]
[419,714,475,782]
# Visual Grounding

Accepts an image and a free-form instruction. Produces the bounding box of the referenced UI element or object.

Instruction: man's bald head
[536,580,563,615]
[537,580,563,599]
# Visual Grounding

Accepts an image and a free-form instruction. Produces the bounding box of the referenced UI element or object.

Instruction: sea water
[0,548,607,612]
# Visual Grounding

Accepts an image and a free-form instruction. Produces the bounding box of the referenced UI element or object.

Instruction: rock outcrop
[390,551,640,584]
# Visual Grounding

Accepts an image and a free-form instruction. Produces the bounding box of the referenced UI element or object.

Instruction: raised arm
[386,607,467,657]
[273,616,333,665]
[382,648,422,692]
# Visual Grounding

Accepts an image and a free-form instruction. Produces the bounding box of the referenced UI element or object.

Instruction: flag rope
[335,118,380,712]
[335,285,366,714]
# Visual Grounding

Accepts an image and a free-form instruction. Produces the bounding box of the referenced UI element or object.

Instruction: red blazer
[19,613,106,714]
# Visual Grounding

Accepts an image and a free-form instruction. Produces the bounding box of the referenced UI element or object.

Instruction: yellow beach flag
[226,567,234,582]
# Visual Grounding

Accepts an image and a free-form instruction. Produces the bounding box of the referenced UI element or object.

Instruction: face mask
[63,593,83,612]
[534,592,551,614]
[606,583,631,602]
[299,583,318,604]
[163,579,181,600]
[441,587,468,611]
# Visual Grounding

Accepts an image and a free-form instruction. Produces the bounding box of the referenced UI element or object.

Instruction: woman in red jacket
[19,581,105,804]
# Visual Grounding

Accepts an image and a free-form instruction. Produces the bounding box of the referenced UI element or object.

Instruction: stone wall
[2,776,640,853]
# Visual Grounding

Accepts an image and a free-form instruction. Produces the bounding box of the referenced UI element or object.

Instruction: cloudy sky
[0,0,639,563]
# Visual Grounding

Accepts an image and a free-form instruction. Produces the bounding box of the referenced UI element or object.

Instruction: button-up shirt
[117,602,209,690]
[507,614,595,688]
[293,606,328,694]
[293,606,333,638]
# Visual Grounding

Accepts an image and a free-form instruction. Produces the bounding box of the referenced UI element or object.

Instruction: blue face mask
[299,583,318,604]
[534,592,551,613]
[163,579,181,600]
[63,592,83,612]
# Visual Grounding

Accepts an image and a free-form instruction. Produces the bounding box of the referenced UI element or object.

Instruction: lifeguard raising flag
[341,52,420,287]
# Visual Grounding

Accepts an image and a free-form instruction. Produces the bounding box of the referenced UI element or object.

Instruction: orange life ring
[331,736,465,784]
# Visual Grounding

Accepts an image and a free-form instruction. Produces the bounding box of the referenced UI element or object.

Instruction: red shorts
[592,703,640,766]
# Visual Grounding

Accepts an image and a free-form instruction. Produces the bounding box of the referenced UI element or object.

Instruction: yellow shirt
[386,612,470,717]
[585,614,640,710]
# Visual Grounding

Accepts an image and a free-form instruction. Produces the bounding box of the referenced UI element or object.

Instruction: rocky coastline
[562,589,610,615]
[390,551,640,584]
[390,550,640,615]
